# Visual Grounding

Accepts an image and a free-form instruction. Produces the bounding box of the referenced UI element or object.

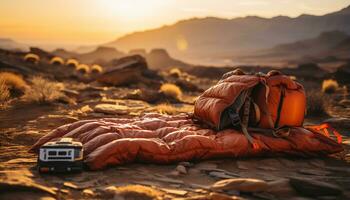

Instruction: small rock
[169,170,181,177]
[338,99,350,107]
[211,178,268,192]
[161,188,188,196]
[176,165,187,174]
[94,104,129,115]
[82,189,94,197]
[289,177,343,197]
[179,162,193,167]
[209,172,237,179]
[209,192,235,200]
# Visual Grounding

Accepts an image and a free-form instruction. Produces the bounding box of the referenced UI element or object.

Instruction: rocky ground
[0,49,350,200]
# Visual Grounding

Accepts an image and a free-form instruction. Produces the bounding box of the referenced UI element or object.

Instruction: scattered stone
[211,178,268,192]
[209,172,238,179]
[82,189,94,197]
[338,99,350,107]
[289,177,343,197]
[94,104,129,115]
[209,192,237,200]
[152,175,184,184]
[169,170,181,177]
[161,188,188,196]
[176,165,187,174]
[5,158,36,164]
[298,169,330,176]
[179,162,193,167]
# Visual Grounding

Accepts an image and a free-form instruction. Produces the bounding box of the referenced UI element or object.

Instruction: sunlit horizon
[1,0,349,50]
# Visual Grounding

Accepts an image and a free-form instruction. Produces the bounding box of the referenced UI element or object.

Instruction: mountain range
[105,5,350,63]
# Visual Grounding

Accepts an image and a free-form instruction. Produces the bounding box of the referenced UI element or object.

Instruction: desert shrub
[154,103,192,115]
[24,53,40,64]
[50,56,65,65]
[23,76,64,104]
[65,59,79,68]
[0,72,28,97]
[169,67,182,78]
[76,64,90,75]
[322,79,339,94]
[306,90,330,117]
[160,83,182,101]
[91,64,103,74]
[0,79,10,108]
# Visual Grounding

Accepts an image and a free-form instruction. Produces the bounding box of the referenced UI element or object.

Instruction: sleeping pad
[30,113,343,170]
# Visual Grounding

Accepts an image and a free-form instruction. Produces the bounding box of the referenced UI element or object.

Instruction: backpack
[194,69,306,149]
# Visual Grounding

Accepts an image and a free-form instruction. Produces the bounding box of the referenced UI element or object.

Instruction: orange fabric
[194,74,262,129]
[30,113,343,170]
[254,74,306,128]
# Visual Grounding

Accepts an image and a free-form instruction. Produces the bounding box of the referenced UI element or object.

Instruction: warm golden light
[176,36,188,51]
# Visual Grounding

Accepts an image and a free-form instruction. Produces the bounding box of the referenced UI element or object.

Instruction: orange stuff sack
[253,71,306,129]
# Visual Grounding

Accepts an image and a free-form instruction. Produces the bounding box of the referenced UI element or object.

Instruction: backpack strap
[241,96,260,150]
[261,82,290,137]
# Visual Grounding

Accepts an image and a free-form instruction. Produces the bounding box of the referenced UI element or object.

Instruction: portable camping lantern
[38,138,83,173]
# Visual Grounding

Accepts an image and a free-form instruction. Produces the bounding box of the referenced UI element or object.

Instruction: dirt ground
[0,81,349,200]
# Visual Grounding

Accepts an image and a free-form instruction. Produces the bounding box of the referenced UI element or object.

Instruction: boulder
[97,55,161,86]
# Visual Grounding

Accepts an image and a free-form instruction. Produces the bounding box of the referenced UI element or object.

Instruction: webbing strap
[241,94,260,150]
[262,82,290,138]
[306,123,342,143]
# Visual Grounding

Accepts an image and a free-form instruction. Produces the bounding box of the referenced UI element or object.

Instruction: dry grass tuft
[306,90,330,117]
[160,83,182,101]
[322,79,339,94]
[65,59,79,68]
[154,103,192,115]
[24,53,40,64]
[0,72,28,97]
[23,76,64,104]
[91,64,103,74]
[113,185,163,200]
[76,64,90,75]
[50,56,65,65]
[169,67,182,78]
[0,79,10,108]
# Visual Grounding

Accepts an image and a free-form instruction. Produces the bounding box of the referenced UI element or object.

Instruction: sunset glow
[0,0,349,49]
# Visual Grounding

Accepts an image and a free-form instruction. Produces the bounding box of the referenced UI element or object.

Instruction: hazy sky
[0,0,349,48]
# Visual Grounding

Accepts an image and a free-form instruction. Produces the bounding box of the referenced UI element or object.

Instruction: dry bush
[154,103,192,115]
[65,59,79,68]
[0,79,10,108]
[0,72,28,97]
[160,83,182,101]
[24,53,40,64]
[169,67,182,78]
[306,90,330,117]
[112,185,163,200]
[76,64,90,75]
[322,79,339,94]
[50,56,65,65]
[23,76,64,104]
[91,64,103,74]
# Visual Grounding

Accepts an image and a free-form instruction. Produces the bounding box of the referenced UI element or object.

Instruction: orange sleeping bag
[30,113,343,170]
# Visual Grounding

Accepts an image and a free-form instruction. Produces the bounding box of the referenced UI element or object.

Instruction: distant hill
[0,38,28,51]
[233,30,350,65]
[52,46,125,64]
[105,5,350,63]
